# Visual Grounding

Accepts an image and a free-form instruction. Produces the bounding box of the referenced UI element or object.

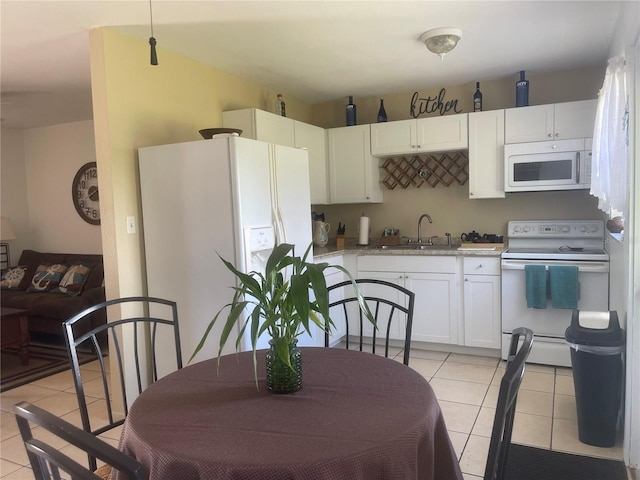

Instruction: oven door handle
[501,259,609,273]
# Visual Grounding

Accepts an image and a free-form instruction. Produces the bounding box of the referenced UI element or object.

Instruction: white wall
[1,127,30,264]
[606,0,640,470]
[20,120,102,255]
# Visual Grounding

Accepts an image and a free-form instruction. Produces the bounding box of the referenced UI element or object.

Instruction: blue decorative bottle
[377,99,387,122]
[346,96,356,126]
[516,71,529,107]
[473,82,482,112]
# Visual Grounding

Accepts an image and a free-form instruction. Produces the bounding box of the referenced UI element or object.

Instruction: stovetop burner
[503,220,609,262]
[502,248,608,261]
[506,247,606,255]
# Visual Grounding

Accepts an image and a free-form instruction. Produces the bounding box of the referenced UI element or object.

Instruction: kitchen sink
[378,244,455,251]
[415,244,456,250]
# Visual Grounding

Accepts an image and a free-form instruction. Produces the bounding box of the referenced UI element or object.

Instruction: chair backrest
[326,279,415,365]
[14,401,147,480]
[484,327,534,480]
[63,296,182,470]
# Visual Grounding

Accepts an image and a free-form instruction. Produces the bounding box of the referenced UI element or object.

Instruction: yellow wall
[90,28,312,301]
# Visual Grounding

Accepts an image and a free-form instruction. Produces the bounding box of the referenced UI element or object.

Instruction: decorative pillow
[0,266,28,289]
[27,263,68,293]
[52,262,94,296]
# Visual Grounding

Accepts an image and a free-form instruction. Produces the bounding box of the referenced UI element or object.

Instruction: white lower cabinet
[356,270,407,340]
[406,272,458,344]
[462,257,501,348]
[325,267,346,345]
[357,256,459,345]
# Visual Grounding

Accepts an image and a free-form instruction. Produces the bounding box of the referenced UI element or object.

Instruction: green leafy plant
[190,243,374,385]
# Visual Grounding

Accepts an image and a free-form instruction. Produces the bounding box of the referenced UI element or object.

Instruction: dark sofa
[1,250,106,338]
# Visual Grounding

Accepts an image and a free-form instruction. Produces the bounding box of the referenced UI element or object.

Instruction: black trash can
[565,310,625,447]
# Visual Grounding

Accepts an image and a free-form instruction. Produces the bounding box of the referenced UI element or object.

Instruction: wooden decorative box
[379,235,400,246]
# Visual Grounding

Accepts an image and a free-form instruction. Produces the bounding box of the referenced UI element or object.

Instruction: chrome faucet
[417,213,433,244]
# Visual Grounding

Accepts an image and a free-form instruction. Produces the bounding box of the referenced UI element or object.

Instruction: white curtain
[590,56,628,217]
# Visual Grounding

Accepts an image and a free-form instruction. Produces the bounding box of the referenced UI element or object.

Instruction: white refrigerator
[138,136,314,364]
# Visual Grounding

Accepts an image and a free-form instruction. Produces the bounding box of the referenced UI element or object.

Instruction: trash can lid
[564,310,625,347]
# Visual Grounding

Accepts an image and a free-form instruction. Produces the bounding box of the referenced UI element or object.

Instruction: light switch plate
[126,216,136,234]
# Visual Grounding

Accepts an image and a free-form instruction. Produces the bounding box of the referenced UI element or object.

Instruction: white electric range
[501,220,609,367]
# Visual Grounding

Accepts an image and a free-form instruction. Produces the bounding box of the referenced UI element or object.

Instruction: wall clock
[72,162,100,225]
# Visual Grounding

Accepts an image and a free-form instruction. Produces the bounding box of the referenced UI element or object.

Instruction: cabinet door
[252,109,295,146]
[271,145,312,254]
[554,100,597,140]
[505,104,554,143]
[463,274,501,348]
[223,108,295,146]
[406,272,458,345]
[325,269,346,345]
[468,110,506,199]
[370,119,417,156]
[328,125,382,203]
[294,121,329,204]
[357,270,406,340]
[416,113,468,152]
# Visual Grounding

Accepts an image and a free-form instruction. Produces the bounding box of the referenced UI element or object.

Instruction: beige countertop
[313,243,506,260]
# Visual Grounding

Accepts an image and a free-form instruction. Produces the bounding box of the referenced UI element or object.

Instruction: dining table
[114,347,463,480]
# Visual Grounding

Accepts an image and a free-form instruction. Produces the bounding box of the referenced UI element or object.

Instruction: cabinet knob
[555,133,560,137]
[548,133,552,137]
[465,277,468,282]
[477,264,483,269]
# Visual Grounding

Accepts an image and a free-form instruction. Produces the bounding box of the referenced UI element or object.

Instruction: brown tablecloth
[115,348,462,480]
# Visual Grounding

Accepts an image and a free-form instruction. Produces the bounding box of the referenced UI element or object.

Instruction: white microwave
[505,139,591,192]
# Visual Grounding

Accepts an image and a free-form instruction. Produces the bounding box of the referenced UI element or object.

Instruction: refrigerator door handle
[274,209,286,245]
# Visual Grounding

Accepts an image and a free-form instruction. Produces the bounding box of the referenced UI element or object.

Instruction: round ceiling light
[419,27,463,60]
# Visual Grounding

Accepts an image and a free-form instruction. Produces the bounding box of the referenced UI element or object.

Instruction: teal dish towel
[549,265,579,309]
[525,265,548,309]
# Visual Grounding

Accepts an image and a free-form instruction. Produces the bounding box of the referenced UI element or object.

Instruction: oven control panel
[508,220,604,238]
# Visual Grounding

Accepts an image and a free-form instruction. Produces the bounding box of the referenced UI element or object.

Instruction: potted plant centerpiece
[190,243,374,394]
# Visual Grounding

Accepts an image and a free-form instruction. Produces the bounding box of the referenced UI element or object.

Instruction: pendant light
[149,0,158,65]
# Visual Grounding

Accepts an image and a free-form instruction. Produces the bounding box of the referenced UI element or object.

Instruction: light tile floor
[0,347,629,479]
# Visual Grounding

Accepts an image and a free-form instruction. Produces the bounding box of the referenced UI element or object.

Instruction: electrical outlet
[126,216,136,235]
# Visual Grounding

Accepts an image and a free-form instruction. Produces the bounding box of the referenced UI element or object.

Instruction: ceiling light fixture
[149,0,158,65]
[419,27,463,60]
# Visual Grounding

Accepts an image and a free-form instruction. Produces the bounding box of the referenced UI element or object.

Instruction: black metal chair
[63,296,182,471]
[14,401,146,480]
[484,327,534,480]
[326,279,415,365]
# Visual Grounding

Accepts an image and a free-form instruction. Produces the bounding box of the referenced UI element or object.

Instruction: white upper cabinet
[371,114,468,157]
[223,108,330,204]
[416,114,468,152]
[223,108,295,146]
[294,121,329,205]
[505,99,597,143]
[327,125,383,204]
[468,110,506,199]
[370,119,417,156]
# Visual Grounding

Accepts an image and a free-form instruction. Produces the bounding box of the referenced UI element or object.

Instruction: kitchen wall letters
[410,88,462,118]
